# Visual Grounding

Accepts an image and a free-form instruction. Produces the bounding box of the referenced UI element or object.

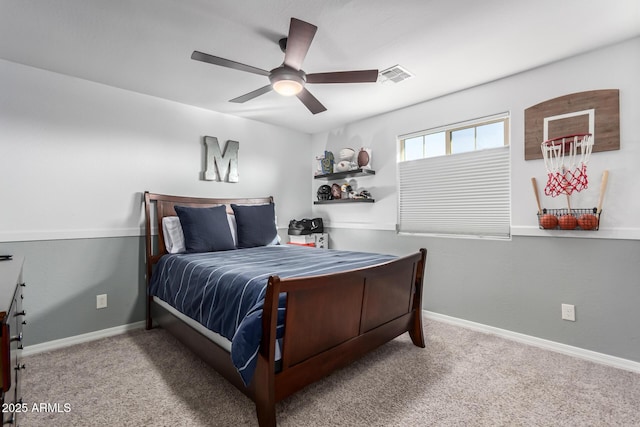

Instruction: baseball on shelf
[540,214,558,229]
[577,214,599,230]
[558,214,578,230]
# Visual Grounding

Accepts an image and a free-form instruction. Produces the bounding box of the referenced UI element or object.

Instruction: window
[400,117,508,160]
[397,114,510,238]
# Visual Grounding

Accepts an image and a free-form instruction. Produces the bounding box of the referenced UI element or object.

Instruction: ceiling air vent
[379,65,414,84]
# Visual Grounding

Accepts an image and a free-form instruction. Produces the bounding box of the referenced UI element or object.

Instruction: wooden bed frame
[144,192,427,426]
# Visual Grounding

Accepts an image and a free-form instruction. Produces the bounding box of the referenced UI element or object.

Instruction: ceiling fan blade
[296,88,327,114]
[306,70,380,84]
[283,18,317,70]
[229,85,273,103]
[191,51,270,77]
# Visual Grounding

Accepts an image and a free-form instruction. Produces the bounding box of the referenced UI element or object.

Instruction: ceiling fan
[191,17,379,114]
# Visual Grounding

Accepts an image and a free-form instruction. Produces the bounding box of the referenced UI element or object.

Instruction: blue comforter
[149,245,395,385]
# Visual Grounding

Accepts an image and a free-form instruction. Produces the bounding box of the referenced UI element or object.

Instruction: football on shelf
[339,148,355,161]
[334,160,351,172]
[357,148,370,168]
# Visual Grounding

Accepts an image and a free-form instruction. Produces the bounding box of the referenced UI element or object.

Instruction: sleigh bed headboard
[143,191,274,279]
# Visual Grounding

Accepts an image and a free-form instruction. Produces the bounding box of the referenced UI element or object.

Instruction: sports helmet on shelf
[317,184,332,200]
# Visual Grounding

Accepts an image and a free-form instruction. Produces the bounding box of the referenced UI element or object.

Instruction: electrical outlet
[561,303,575,321]
[96,294,108,309]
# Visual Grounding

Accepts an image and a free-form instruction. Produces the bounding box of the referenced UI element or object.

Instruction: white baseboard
[424,310,640,374]
[22,321,146,357]
[23,313,640,375]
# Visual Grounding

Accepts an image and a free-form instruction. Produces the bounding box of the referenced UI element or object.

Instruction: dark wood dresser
[0,256,26,425]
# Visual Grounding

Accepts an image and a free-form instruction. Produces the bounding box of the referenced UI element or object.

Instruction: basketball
[558,214,578,230]
[577,214,599,230]
[539,214,558,229]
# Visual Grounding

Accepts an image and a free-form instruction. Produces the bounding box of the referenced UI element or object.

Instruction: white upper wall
[311,37,640,240]
[0,59,313,242]
[2,37,638,243]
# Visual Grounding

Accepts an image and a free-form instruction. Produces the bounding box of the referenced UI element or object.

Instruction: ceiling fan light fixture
[269,67,306,96]
[192,18,378,113]
[272,79,303,96]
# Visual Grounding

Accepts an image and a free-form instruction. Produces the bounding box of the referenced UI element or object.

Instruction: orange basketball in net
[577,214,599,230]
[540,214,558,229]
[558,214,578,230]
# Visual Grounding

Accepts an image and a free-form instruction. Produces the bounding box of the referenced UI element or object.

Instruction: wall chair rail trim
[0,227,145,243]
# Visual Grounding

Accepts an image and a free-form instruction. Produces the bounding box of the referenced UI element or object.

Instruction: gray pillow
[174,205,236,253]
[231,203,278,248]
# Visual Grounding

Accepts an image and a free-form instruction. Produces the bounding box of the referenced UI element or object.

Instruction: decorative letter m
[204,136,239,182]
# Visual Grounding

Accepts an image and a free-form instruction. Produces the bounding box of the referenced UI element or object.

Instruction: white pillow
[274,215,281,244]
[162,216,186,254]
[227,213,238,247]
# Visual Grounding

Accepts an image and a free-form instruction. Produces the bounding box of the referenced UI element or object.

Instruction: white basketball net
[540,134,594,196]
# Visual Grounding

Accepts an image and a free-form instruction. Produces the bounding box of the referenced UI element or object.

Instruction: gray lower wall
[0,237,146,346]
[326,228,640,363]
[2,228,638,365]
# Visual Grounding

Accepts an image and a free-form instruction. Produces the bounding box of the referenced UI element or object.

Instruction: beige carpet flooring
[19,317,640,426]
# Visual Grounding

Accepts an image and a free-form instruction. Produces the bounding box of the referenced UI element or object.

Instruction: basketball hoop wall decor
[525,90,616,232]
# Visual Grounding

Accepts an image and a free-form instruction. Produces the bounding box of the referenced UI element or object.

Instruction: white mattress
[153,296,232,352]
[153,296,282,361]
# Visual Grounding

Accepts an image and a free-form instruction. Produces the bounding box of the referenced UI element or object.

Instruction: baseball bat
[597,170,609,213]
[531,177,542,215]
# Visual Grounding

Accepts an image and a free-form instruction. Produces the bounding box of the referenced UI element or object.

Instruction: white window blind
[398,145,510,238]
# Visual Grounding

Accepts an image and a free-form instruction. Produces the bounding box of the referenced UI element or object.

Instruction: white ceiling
[1,0,639,134]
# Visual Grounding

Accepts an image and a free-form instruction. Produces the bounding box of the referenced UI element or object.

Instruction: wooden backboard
[524,89,619,160]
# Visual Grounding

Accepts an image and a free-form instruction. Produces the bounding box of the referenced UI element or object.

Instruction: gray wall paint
[327,229,640,363]
[0,237,146,346]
